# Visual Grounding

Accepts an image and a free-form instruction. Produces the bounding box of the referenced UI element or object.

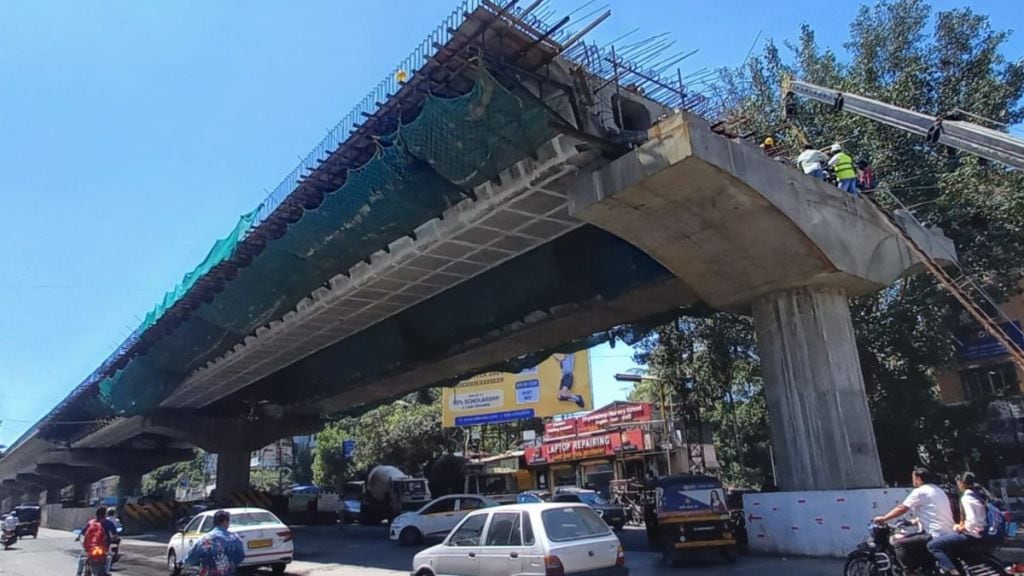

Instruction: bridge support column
[215,451,250,495]
[752,286,884,491]
[117,473,142,501]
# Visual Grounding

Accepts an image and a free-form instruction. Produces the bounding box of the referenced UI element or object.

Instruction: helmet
[763,137,775,147]
[830,143,842,153]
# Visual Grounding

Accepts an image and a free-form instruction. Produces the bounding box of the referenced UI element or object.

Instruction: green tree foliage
[713,0,1024,482]
[633,313,772,488]
[142,449,207,499]
[313,390,463,490]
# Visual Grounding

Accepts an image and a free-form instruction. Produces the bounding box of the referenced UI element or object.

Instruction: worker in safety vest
[828,143,858,195]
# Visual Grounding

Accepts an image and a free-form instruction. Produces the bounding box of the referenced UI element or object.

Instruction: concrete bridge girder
[569,112,957,491]
[72,411,321,454]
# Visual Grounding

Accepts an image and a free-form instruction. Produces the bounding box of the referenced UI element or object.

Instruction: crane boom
[784,77,1024,170]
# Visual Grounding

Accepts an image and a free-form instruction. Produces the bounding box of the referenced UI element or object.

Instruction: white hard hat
[830,143,842,153]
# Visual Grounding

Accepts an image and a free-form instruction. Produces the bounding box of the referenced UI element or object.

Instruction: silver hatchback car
[411,502,627,576]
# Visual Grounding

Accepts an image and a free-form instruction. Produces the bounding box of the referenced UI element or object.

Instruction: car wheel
[167,550,181,576]
[271,564,287,576]
[399,527,422,546]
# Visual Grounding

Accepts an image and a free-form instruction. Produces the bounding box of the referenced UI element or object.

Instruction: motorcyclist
[75,507,117,576]
[105,507,123,572]
[927,472,989,576]
[2,513,17,533]
[872,467,955,573]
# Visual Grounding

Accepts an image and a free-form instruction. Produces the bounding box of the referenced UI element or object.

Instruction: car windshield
[577,492,609,505]
[541,506,611,542]
[231,512,281,527]
[402,481,427,495]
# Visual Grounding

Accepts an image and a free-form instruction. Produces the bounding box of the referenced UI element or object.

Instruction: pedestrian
[927,472,988,576]
[795,143,829,180]
[183,509,245,576]
[856,159,876,192]
[828,143,859,195]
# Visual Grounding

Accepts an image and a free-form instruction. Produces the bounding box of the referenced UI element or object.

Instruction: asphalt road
[0,526,845,576]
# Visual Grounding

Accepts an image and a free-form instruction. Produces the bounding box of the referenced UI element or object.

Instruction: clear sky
[1,0,1021,447]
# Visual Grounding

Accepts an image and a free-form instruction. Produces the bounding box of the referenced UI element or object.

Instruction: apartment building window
[961,364,1019,401]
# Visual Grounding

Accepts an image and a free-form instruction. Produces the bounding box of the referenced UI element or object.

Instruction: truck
[462,463,520,504]
[359,466,431,525]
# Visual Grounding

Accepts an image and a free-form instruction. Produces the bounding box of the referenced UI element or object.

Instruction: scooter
[843,521,1006,576]
[1,528,16,550]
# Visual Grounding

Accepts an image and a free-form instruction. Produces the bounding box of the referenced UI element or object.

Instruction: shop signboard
[441,350,592,427]
[524,428,645,465]
[543,402,653,439]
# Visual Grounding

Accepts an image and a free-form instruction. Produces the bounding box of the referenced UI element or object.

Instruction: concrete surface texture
[569,111,957,491]
[0,527,845,576]
[753,287,884,490]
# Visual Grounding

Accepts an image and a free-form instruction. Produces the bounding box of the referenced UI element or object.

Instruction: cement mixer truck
[360,465,431,524]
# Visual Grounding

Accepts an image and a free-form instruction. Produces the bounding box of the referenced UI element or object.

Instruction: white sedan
[412,502,627,576]
[390,494,498,546]
[167,507,293,575]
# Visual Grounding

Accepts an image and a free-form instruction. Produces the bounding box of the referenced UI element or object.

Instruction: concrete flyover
[569,113,954,490]
[0,2,956,497]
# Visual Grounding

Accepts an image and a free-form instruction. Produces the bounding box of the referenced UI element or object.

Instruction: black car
[553,490,626,530]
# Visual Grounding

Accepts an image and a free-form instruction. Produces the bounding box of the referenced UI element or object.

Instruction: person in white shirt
[927,472,988,575]
[873,467,955,572]
[794,144,829,180]
[2,514,17,533]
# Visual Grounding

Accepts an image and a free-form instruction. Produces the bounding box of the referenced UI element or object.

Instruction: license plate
[247,539,273,549]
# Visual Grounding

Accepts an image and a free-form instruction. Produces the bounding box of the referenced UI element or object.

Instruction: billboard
[524,428,646,466]
[544,402,653,439]
[442,350,592,427]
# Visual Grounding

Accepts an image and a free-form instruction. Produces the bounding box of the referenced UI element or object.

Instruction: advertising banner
[544,402,653,439]
[524,428,645,466]
[442,350,592,427]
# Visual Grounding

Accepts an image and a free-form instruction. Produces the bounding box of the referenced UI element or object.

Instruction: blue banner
[454,409,535,426]
[342,439,356,459]
[957,321,1024,360]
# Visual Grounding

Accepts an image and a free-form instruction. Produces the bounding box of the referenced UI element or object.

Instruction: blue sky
[1,0,1021,447]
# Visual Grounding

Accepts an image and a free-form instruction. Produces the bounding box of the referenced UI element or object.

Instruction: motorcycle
[1,528,16,550]
[109,524,123,567]
[843,522,1007,576]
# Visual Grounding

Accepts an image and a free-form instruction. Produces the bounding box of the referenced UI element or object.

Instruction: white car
[390,494,498,545]
[412,502,627,576]
[166,507,293,575]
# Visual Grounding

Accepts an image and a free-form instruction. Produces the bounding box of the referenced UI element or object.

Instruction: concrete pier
[753,287,883,490]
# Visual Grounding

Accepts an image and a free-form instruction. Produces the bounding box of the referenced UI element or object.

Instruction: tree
[313,389,464,490]
[713,0,1024,482]
[633,313,773,488]
[142,449,207,499]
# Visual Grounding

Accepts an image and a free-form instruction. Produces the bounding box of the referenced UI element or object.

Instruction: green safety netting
[78,67,555,421]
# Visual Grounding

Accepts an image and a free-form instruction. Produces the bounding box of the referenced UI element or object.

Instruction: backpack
[82,519,108,554]
[982,501,1007,543]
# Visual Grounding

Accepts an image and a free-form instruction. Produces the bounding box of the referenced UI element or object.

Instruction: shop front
[524,402,665,495]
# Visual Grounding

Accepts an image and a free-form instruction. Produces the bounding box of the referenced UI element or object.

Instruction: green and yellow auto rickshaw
[644,474,738,566]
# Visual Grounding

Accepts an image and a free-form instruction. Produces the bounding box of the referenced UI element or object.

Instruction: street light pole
[615,373,672,475]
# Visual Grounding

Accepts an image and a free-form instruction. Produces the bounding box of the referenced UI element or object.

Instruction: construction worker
[759,136,776,156]
[856,159,876,192]
[795,143,829,180]
[828,143,858,195]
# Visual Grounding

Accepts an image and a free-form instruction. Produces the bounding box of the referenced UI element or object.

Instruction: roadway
[0,527,844,576]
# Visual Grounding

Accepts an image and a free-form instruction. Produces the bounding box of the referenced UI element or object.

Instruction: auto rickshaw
[643,474,738,566]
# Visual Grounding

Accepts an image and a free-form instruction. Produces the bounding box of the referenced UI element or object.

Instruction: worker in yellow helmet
[828,143,858,196]
[759,136,776,156]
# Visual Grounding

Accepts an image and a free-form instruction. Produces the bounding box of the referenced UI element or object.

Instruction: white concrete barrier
[41,504,95,532]
[743,488,912,558]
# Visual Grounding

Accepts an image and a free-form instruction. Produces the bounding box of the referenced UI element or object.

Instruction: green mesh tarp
[86,67,555,419]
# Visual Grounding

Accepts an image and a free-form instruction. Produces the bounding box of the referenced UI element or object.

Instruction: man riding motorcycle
[872,467,955,572]
[2,513,18,548]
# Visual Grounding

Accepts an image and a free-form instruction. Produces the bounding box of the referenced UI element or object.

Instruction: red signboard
[543,402,652,439]
[525,428,646,465]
